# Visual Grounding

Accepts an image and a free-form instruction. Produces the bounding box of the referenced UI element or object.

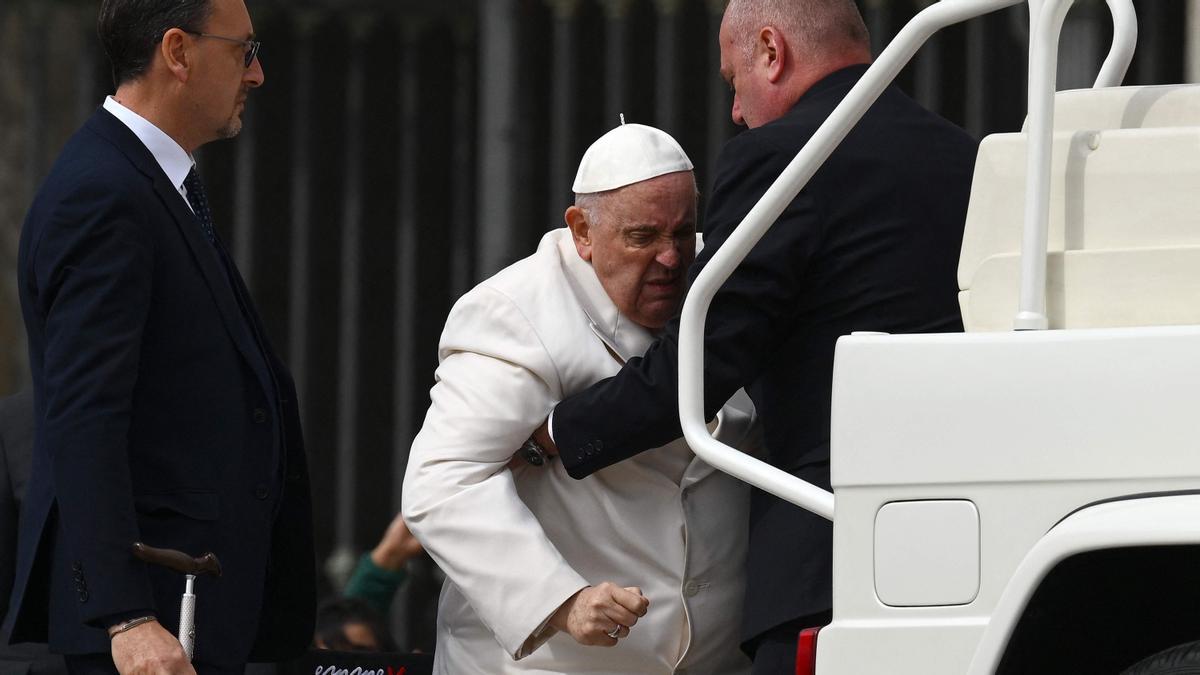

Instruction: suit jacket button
[253,408,268,424]
[254,485,269,500]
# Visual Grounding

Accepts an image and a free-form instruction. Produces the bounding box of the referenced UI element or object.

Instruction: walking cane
[131,542,223,661]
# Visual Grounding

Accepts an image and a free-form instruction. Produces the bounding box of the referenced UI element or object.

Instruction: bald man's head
[719,0,871,127]
[723,0,869,67]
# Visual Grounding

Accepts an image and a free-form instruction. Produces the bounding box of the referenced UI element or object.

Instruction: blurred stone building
[0,0,1195,652]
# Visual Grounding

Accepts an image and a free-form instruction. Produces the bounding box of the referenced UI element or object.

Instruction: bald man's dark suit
[551,65,977,649]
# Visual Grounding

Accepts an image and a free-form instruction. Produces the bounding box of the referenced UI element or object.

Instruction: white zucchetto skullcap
[572,122,694,194]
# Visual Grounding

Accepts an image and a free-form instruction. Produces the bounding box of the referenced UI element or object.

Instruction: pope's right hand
[549,582,649,646]
[110,619,196,675]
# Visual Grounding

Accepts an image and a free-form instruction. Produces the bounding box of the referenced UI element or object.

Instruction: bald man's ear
[759,26,787,84]
[161,28,192,82]
[565,205,594,262]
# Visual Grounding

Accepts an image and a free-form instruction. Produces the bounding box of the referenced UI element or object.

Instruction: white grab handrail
[679,0,1138,520]
[1016,0,1136,328]
[1096,0,1138,88]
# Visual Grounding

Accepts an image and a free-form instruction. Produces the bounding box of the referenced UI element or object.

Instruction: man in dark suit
[1,388,66,675]
[3,1,315,673]
[532,1,977,673]
[1,389,33,631]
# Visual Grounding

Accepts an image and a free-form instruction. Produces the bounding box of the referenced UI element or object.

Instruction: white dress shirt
[102,96,196,211]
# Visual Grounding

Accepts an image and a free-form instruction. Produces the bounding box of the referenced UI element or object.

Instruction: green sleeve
[343,553,408,618]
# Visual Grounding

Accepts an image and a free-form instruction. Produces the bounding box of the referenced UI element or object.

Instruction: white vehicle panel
[815,327,1200,674]
[816,618,987,675]
[831,326,1200,487]
[823,479,1200,674]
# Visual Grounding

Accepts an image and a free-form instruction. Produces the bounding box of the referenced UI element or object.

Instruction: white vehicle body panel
[815,327,1200,674]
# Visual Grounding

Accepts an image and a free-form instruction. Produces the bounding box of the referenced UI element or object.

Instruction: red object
[795,626,822,675]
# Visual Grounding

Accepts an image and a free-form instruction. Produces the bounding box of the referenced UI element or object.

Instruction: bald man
[534,1,978,672]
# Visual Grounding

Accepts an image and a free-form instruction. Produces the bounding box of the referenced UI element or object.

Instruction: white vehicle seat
[957,84,1200,331]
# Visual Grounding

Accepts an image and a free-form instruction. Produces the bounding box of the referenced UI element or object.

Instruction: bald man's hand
[533,420,557,457]
[507,419,560,470]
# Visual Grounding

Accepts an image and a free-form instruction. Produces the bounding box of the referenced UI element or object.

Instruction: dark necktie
[183,167,215,244]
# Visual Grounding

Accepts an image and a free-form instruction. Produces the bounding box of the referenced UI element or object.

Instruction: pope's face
[571,171,698,330]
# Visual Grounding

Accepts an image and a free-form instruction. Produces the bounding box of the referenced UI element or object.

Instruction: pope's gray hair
[573,175,700,229]
[723,0,869,65]
[574,191,609,227]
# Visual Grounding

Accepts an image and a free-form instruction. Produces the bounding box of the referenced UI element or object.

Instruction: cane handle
[131,542,223,577]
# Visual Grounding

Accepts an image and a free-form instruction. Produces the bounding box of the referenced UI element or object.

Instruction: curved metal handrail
[1096,0,1138,88]
[1015,0,1136,329]
[679,0,1138,519]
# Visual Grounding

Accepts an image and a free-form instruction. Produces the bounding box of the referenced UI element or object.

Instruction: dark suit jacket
[553,65,977,642]
[3,108,316,667]
[1,389,33,628]
[0,389,67,675]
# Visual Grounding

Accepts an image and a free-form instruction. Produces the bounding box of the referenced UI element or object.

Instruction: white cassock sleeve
[402,286,589,660]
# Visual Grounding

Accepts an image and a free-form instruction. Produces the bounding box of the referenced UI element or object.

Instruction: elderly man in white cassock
[402,123,757,674]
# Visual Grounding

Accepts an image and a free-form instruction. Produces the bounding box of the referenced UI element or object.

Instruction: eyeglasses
[184,31,261,68]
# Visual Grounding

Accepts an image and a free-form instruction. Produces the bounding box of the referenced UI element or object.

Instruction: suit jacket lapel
[155,176,276,400]
[88,109,276,401]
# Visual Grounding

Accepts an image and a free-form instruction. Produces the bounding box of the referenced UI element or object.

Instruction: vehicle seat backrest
[958,84,1200,332]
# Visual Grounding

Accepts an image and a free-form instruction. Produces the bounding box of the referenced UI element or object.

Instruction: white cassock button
[683,580,701,597]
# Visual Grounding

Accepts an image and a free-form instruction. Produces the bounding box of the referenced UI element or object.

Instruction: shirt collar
[102,96,195,192]
[551,230,656,362]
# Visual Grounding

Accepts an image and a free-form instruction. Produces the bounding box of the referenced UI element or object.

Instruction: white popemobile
[680,1,1200,673]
